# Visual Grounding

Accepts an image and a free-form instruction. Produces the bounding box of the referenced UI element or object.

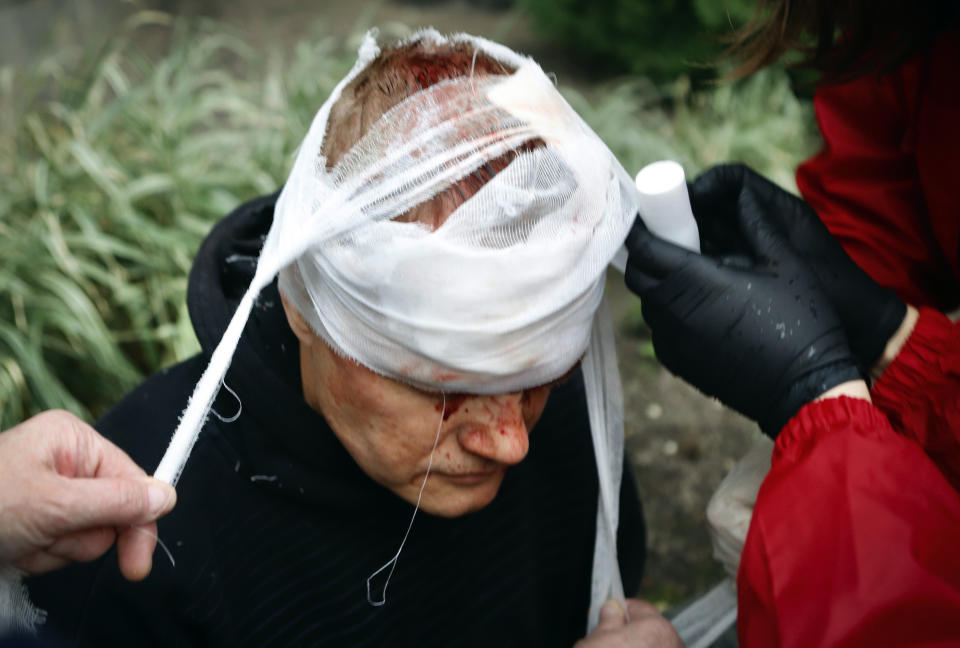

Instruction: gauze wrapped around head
[275,39,635,392]
[154,28,638,633]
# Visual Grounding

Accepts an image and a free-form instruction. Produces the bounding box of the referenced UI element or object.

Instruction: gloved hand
[689,163,907,376]
[625,192,861,436]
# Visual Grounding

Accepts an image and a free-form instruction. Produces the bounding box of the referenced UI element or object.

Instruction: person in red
[625,2,960,645]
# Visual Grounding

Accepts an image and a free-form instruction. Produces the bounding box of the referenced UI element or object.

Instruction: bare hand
[576,599,685,648]
[0,410,177,581]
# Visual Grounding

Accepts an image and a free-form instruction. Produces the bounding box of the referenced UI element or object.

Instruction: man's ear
[280,293,315,347]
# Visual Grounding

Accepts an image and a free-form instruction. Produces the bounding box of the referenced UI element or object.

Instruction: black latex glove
[689,163,907,375]
[625,195,861,437]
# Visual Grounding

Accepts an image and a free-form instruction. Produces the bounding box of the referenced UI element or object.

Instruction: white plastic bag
[706,436,773,581]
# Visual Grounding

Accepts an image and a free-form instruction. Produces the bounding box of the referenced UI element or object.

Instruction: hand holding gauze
[0,410,176,581]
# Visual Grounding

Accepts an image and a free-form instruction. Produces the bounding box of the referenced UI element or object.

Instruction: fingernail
[600,600,624,622]
[147,480,175,516]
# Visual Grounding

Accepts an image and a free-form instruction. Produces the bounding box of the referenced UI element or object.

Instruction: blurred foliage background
[519,0,758,81]
[0,0,818,439]
[1,11,352,425]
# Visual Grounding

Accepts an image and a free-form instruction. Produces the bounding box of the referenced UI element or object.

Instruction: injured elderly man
[26,30,650,646]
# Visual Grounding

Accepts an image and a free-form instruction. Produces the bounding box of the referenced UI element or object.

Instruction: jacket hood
[187,192,297,384]
[184,193,399,512]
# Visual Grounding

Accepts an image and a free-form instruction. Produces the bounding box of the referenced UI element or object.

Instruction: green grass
[0,14,819,428]
[0,13,357,426]
[565,68,819,191]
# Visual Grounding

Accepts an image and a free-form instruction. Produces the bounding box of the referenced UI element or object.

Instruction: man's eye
[545,363,580,388]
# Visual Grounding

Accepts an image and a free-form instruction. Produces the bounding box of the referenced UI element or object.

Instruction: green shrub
[518,0,758,81]
[562,66,819,190]
[0,14,359,427]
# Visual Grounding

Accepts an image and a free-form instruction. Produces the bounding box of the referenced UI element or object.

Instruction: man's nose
[456,393,530,466]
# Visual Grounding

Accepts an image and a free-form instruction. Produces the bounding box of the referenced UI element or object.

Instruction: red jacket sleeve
[738,396,960,648]
[871,308,960,490]
[796,64,959,311]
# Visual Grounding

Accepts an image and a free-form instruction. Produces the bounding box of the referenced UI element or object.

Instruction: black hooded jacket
[26,195,645,647]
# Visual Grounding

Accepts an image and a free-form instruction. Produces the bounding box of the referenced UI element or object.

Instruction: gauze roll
[155,28,640,633]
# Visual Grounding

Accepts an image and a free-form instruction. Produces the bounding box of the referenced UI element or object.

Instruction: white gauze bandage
[154,28,639,632]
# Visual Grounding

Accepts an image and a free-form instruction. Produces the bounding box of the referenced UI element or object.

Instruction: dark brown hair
[726,0,958,82]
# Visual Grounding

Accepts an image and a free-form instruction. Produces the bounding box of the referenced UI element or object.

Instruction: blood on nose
[457,393,530,465]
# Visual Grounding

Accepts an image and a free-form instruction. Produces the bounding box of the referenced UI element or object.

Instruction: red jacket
[796,28,960,312]
[738,26,960,647]
[739,314,960,647]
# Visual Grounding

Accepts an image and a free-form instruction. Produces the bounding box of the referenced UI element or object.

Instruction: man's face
[285,61,558,516]
[290,317,554,517]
